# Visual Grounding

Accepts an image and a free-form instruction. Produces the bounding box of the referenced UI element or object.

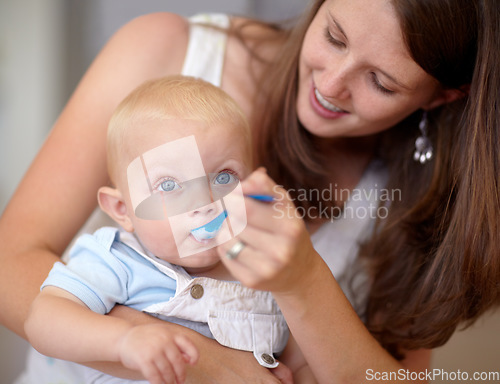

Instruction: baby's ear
[97,186,134,232]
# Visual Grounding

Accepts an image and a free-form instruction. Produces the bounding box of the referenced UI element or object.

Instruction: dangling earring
[413,111,433,164]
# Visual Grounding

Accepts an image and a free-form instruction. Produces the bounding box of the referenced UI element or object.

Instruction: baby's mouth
[190,211,228,242]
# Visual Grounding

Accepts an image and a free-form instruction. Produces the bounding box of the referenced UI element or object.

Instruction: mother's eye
[324,28,345,48]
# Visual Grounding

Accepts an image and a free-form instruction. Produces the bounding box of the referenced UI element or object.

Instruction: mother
[2,0,499,382]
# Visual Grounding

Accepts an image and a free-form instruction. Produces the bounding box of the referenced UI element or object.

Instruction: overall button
[261,353,275,365]
[190,284,204,299]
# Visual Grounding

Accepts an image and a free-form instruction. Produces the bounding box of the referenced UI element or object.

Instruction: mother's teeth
[314,89,344,112]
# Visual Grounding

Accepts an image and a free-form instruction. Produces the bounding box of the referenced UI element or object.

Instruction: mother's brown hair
[244,0,500,358]
[363,0,500,358]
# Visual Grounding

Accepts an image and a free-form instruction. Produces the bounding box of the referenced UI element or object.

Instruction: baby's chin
[171,247,221,268]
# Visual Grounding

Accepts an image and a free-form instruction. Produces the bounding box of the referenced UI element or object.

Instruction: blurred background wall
[0,0,498,383]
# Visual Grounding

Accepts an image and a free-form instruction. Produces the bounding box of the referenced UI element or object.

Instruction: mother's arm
[219,169,432,384]
[272,256,431,384]
[0,13,287,383]
[0,12,189,336]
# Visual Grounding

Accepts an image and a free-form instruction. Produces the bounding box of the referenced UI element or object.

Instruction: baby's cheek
[134,220,177,255]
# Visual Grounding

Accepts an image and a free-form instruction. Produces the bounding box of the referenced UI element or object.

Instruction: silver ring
[226,240,246,260]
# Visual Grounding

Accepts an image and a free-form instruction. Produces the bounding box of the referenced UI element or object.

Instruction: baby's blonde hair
[107,75,250,183]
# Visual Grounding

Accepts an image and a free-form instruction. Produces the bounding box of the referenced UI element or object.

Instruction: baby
[24,76,290,384]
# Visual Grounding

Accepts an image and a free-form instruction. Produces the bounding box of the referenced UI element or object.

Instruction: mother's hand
[218,168,319,294]
[107,305,293,384]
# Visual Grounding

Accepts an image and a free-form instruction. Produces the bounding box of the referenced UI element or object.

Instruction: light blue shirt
[42,227,177,314]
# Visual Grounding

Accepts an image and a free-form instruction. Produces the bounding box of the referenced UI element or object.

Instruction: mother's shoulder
[104,12,190,77]
[121,12,189,40]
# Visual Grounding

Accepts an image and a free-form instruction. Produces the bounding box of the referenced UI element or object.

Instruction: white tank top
[181,13,230,86]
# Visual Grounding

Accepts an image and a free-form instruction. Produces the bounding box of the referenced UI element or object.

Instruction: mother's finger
[224,190,301,237]
[241,168,295,205]
[218,227,297,290]
[217,239,275,289]
[223,224,290,266]
[246,196,300,230]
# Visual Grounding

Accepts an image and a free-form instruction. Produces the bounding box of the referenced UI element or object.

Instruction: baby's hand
[118,323,199,384]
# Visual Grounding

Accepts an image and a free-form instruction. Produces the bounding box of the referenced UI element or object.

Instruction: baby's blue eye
[158,179,180,192]
[214,172,236,185]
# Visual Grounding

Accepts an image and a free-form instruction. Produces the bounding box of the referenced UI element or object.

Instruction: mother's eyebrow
[328,12,348,41]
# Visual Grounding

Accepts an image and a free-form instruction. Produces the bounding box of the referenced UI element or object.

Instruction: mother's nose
[317,59,354,101]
